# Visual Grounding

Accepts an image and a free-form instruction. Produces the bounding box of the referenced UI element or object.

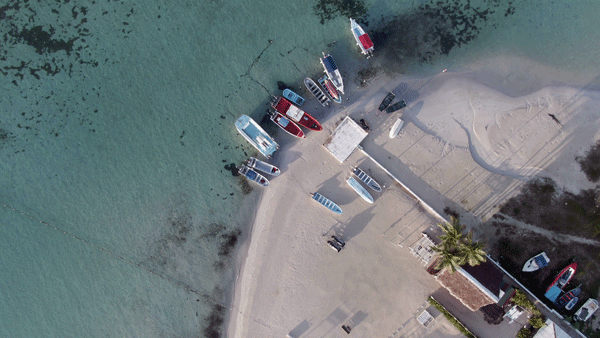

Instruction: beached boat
[311,192,343,214]
[574,298,599,322]
[544,261,577,302]
[327,235,346,252]
[522,252,550,272]
[320,52,344,94]
[247,157,280,176]
[238,165,269,187]
[304,77,330,107]
[555,285,581,309]
[270,111,305,138]
[385,100,407,114]
[352,167,382,192]
[282,89,305,106]
[318,75,342,104]
[235,115,279,158]
[378,92,395,111]
[350,18,374,58]
[347,177,374,203]
[271,96,323,131]
[389,118,405,138]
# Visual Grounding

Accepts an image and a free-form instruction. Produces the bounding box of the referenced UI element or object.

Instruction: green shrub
[517,327,532,338]
[512,289,541,316]
[428,297,476,338]
[529,315,545,329]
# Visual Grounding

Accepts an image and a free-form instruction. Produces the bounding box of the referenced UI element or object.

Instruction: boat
[311,192,343,214]
[352,167,382,192]
[346,177,374,203]
[318,75,342,104]
[544,261,577,302]
[271,96,323,131]
[350,18,374,58]
[247,157,280,176]
[555,285,581,309]
[574,298,599,322]
[320,52,344,94]
[389,118,405,138]
[235,115,279,158]
[238,165,269,187]
[282,89,305,106]
[304,77,330,107]
[385,100,407,113]
[270,111,305,138]
[327,235,346,252]
[522,252,550,272]
[378,92,395,111]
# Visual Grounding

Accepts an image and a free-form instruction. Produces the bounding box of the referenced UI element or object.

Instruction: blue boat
[352,167,382,192]
[282,89,305,106]
[312,192,343,214]
[346,177,374,203]
[238,165,269,187]
[235,115,279,158]
[320,52,344,94]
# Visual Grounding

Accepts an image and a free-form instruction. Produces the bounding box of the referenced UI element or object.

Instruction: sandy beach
[226,52,600,337]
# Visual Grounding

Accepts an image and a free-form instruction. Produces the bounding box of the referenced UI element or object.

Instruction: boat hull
[304,77,330,107]
[389,118,404,138]
[247,157,280,176]
[235,115,279,158]
[271,112,305,138]
[271,96,322,131]
[318,75,342,104]
[347,177,374,203]
[352,167,382,192]
[385,100,407,113]
[555,285,581,309]
[312,192,343,214]
[574,298,599,321]
[350,18,374,57]
[378,92,395,111]
[282,89,305,106]
[239,165,269,187]
[546,262,577,292]
[320,53,344,94]
[522,252,550,272]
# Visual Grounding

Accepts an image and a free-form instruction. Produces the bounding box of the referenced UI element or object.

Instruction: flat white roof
[323,117,368,162]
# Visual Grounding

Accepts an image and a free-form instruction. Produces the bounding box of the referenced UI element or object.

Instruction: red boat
[271,97,322,131]
[547,261,577,292]
[318,75,342,104]
[270,111,305,138]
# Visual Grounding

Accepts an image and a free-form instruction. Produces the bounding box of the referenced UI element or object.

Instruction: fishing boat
[522,252,550,272]
[347,177,374,203]
[352,167,382,192]
[282,89,305,106]
[304,77,330,107]
[270,111,305,138]
[311,192,343,214]
[350,18,374,58]
[238,165,269,187]
[318,75,342,104]
[385,100,407,114]
[544,261,577,302]
[574,298,599,321]
[247,157,280,176]
[271,96,322,131]
[389,118,405,138]
[555,285,581,310]
[320,52,344,94]
[235,115,279,158]
[378,92,395,111]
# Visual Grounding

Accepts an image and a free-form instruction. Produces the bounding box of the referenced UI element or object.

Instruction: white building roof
[323,117,368,162]
[533,319,571,338]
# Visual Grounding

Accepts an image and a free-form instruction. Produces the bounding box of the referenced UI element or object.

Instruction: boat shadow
[335,205,376,241]
[315,171,357,206]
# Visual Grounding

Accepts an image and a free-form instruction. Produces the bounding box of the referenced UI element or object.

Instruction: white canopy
[323,116,368,162]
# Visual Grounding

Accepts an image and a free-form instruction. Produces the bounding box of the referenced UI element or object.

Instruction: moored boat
[271,96,322,131]
[320,52,344,94]
[389,118,405,138]
[235,115,279,158]
[347,177,374,203]
[385,99,407,114]
[378,92,395,111]
[304,77,330,107]
[282,89,305,106]
[522,252,550,272]
[350,18,374,58]
[270,111,305,138]
[318,75,342,104]
[544,261,577,302]
[352,167,382,192]
[555,285,581,309]
[238,165,269,187]
[574,298,599,322]
[247,157,280,176]
[312,192,343,214]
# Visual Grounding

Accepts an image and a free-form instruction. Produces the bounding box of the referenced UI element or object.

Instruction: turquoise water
[1,1,599,337]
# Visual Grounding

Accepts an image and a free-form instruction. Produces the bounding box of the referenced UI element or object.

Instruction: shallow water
[1,0,599,337]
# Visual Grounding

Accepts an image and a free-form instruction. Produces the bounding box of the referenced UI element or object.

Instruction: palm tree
[432,245,462,272]
[436,217,464,249]
[432,217,487,273]
[458,234,487,266]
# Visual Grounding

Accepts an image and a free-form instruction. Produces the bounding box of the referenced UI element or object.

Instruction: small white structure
[532,318,571,338]
[323,117,368,162]
[410,233,437,265]
[503,305,524,324]
[417,310,435,329]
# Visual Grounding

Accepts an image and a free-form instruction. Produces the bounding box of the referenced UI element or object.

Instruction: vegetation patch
[312,0,368,25]
[576,140,600,182]
[428,297,476,338]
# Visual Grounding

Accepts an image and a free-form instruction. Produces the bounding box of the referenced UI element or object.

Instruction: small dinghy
[238,165,269,187]
[522,252,550,272]
[378,92,395,111]
[389,118,404,138]
[311,192,343,214]
[574,298,599,322]
[347,177,374,203]
[283,89,305,106]
[352,167,382,192]
[555,285,581,309]
[270,111,305,138]
[318,75,342,104]
[247,157,280,176]
[304,77,330,107]
[327,235,346,252]
[385,100,407,113]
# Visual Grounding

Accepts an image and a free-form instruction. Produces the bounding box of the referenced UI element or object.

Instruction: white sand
[227,54,600,337]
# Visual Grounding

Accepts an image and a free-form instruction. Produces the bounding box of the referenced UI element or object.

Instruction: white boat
[346,177,373,203]
[574,298,599,322]
[522,252,550,272]
[312,192,343,214]
[304,77,330,107]
[389,118,404,138]
[235,115,279,158]
[350,18,374,58]
[320,52,344,94]
[247,157,280,176]
[352,167,382,192]
[238,165,269,187]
